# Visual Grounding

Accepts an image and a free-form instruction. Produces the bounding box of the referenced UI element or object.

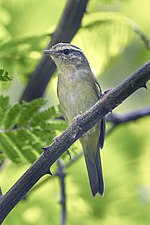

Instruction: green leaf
[0,97,66,164]
[0,95,10,127]
[0,69,13,82]
[17,129,43,154]
[73,12,148,76]
[0,152,6,164]
[0,34,48,57]
[6,130,39,163]
[0,34,49,82]
[17,98,46,127]
[43,120,67,132]
[0,95,9,110]
[31,105,61,126]
[82,12,149,47]
[0,132,23,163]
[3,103,22,129]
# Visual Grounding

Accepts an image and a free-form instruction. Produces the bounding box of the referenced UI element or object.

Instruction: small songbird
[43,43,105,196]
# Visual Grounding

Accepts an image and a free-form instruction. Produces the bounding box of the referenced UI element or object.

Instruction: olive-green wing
[83,70,106,149]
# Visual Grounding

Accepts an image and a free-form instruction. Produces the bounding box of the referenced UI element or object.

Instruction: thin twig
[56,160,66,225]
[29,151,82,195]
[106,107,150,135]
[0,60,150,223]
[107,107,150,124]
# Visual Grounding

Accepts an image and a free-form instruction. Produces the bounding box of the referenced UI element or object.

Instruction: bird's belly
[58,78,98,124]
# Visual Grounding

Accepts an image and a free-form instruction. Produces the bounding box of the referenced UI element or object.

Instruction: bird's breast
[57,71,98,124]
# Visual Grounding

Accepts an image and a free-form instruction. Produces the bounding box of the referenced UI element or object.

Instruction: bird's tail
[83,146,104,197]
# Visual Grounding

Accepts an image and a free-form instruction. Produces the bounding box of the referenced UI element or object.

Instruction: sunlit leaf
[73,12,149,76]
[0,34,49,82]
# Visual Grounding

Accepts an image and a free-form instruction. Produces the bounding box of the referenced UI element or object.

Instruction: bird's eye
[63,49,70,55]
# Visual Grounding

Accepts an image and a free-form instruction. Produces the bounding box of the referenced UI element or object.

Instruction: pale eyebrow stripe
[54,43,82,52]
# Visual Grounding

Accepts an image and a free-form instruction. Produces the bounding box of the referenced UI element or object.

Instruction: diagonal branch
[26,107,150,195]
[0,60,150,223]
[21,0,88,101]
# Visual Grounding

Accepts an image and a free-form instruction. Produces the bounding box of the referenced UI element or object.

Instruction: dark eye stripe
[58,48,83,56]
[58,49,71,54]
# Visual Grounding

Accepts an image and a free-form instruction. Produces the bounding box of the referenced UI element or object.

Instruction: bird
[43,43,105,196]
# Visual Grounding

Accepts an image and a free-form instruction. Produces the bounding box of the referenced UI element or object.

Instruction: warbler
[43,43,105,196]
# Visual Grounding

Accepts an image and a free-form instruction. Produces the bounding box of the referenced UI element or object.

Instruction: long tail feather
[84,148,104,196]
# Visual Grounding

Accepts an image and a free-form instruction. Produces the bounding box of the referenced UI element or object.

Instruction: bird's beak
[43,49,56,56]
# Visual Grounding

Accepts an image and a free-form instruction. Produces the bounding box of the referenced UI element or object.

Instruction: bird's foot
[72,111,83,122]
[101,88,112,97]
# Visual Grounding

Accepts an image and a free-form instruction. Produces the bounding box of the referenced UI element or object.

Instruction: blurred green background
[0,0,150,225]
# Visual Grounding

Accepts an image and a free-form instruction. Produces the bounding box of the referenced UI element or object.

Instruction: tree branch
[27,106,150,195]
[0,60,150,223]
[21,0,88,101]
[106,107,150,134]
[107,107,150,124]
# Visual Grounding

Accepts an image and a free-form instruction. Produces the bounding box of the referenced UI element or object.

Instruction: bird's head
[43,43,90,71]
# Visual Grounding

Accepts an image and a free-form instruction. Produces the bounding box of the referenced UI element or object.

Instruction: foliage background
[0,0,150,224]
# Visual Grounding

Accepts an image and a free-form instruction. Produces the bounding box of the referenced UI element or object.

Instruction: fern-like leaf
[3,103,22,129]
[0,69,13,82]
[0,95,9,110]
[0,96,10,127]
[31,105,61,126]
[6,130,39,163]
[0,132,23,163]
[17,98,46,127]
[0,96,66,164]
